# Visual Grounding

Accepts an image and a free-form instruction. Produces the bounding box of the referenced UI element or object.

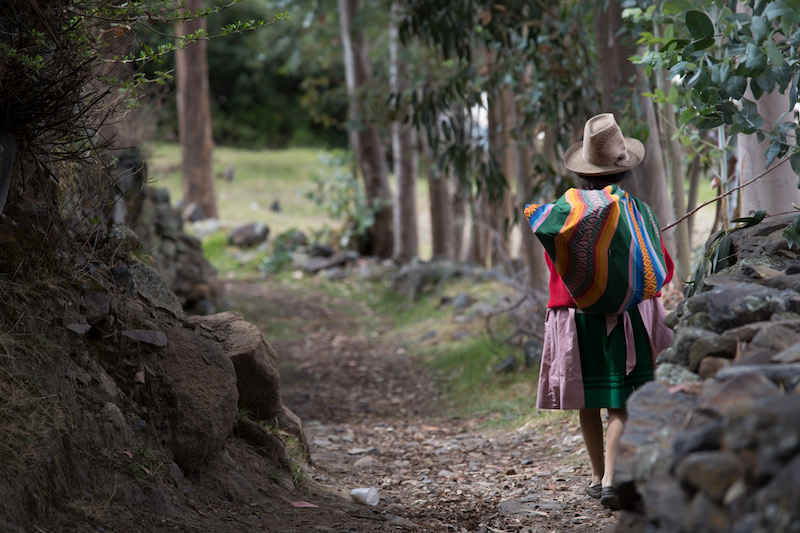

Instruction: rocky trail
[225,281,619,533]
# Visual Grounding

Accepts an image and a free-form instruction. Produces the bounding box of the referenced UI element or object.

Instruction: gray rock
[493,354,517,373]
[353,456,376,468]
[697,357,732,379]
[724,395,800,474]
[110,265,134,293]
[65,322,91,336]
[616,382,695,504]
[754,453,800,533]
[699,373,780,417]
[734,346,775,365]
[168,462,184,483]
[81,290,111,325]
[750,324,800,352]
[702,282,800,331]
[614,511,648,533]
[664,327,719,367]
[122,329,167,348]
[714,363,800,390]
[654,362,701,385]
[664,310,679,329]
[106,223,141,253]
[682,492,730,533]
[683,311,716,331]
[523,339,542,369]
[130,262,184,318]
[309,243,335,257]
[230,471,251,489]
[772,341,800,364]
[302,252,351,273]
[228,222,270,248]
[672,419,723,467]
[640,473,688,533]
[162,327,238,473]
[391,262,466,301]
[452,293,474,311]
[385,514,418,530]
[99,402,130,441]
[188,312,282,420]
[675,450,743,504]
[688,334,736,371]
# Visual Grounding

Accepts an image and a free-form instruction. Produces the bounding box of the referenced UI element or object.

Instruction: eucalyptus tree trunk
[176,0,217,220]
[390,2,418,263]
[656,72,691,282]
[516,126,548,292]
[484,92,512,267]
[738,87,800,216]
[452,180,468,261]
[686,158,701,237]
[337,0,394,258]
[420,129,456,260]
[594,0,676,258]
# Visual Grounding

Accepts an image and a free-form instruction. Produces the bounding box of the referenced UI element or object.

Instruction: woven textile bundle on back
[525,185,668,314]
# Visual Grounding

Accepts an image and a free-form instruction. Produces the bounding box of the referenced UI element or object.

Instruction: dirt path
[226,280,619,533]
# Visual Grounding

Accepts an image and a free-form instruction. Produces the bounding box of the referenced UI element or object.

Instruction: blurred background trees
[13,0,798,292]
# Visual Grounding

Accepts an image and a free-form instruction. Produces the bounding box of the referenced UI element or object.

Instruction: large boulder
[188,312,282,420]
[162,327,238,473]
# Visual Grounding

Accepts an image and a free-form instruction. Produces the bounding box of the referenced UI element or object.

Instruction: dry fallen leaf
[291,501,319,508]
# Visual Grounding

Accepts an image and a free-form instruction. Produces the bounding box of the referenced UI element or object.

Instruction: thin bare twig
[662,155,791,231]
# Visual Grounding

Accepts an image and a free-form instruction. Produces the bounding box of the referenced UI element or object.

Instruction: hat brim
[563,137,645,176]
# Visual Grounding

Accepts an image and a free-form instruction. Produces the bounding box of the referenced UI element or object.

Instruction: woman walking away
[524,113,674,510]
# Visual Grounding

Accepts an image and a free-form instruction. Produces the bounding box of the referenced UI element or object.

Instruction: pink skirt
[536,298,673,410]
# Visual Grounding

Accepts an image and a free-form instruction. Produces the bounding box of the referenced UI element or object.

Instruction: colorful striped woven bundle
[524,185,668,314]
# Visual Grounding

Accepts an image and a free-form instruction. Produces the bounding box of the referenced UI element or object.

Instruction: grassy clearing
[145,142,434,277]
[145,143,331,235]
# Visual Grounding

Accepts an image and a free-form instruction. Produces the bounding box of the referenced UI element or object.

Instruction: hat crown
[581,113,634,168]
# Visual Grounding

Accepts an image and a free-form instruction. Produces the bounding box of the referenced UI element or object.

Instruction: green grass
[145,142,434,277]
[145,143,331,236]
[425,333,540,429]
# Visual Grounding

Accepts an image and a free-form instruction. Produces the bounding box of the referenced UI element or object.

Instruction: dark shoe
[585,482,602,499]
[600,486,620,510]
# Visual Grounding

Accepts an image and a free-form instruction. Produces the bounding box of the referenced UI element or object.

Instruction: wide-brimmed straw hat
[563,113,645,176]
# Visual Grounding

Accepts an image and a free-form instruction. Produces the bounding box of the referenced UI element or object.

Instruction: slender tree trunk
[686,129,707,238]
[484,93,504,266]
[176,0,217,220]
[594,0,676,257]
[738,87,800,216]
[453,180,468,261]
[497,87,515,258]
[516,128,548,292]
[656,72,691,282]
[420,128,455,260]
[337,0,394,258]
[390,3,418,263]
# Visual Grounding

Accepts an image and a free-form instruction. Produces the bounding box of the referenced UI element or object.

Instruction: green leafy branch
[684,209,767,297]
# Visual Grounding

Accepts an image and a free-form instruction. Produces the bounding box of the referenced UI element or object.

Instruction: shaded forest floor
[225,279,620,533]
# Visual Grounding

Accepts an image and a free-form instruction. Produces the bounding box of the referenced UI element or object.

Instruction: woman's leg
[602,407,628,487]
[579,408,604,485]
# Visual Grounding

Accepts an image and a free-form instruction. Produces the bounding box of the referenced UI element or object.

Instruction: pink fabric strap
[605,298,673,375]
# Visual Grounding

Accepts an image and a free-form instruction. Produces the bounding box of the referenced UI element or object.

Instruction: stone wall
[614,214,800,533]
[126,186,223,315]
